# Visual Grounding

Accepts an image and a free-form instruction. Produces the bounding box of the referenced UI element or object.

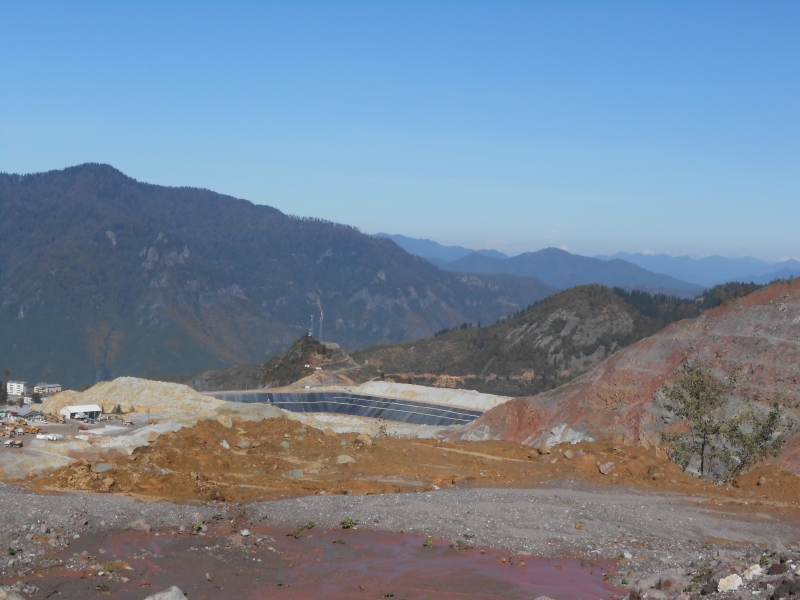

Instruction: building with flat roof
[33,383,62,395]
[6,381,26,396]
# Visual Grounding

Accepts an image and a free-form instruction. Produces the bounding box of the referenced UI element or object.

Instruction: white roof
[61,404,103,413]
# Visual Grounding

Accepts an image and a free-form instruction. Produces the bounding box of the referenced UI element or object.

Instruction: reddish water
[20,526,624,599]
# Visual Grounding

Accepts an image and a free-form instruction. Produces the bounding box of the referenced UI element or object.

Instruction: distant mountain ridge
[428,248,704,298]
[0,164,556,387]
[596,252,800,288]
[375,233,509,262]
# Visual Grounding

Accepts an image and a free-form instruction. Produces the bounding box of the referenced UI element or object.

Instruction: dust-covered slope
[466,279,800,473]
[352,285,719,397]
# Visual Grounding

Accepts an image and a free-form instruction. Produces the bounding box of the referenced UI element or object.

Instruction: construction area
[0,374,797,599]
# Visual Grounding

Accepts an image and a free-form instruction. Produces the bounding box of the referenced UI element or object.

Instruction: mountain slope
[597,252,800,288]
[463,279,800,474]
[433,248,704,297]
[352,285,722,397]
[0,164,555,387]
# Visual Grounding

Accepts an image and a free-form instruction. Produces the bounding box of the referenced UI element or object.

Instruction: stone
[336,455,356,464]
[537,446,551,455]
[240,529,250,537]
[216,415,233,428]
[295,427,307,433]
[220,440,230,450]
[129,519,151,533]
[599,461,615,475]
[280,441,290,449]
[717,574,742,592]
[148,431,160,443]
[354,434,373,447]
[282,469,303,480]
[772,580,800,600]
[768,563,791,575]
[743,564,763,580]
[236,439,253,449]
[142,586,186,600]
[323,428,336,437]
[92,463,113,473]
[564,450,574,459]
[757,476,767,486]
[658,568,690,596]
[102,478,115,489]
[0,590,25,600]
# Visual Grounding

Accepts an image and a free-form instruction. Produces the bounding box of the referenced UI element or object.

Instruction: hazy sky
[1,1,798,260]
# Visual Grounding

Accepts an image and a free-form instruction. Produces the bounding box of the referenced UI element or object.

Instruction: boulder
[142,586,185,600]
[354,434,373,447]
[717,574,742,592]
[599,461,615,475]
[216,415,233,428]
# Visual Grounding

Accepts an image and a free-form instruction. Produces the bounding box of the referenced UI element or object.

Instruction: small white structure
[6,381,26,396]
[33,383,62,395]
[59,404,103,420]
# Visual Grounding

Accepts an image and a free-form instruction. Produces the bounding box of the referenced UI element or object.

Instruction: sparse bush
[659,359,795,482]
[340,517,357,529]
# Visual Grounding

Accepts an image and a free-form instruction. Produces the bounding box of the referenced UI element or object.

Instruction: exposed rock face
[463,280,800,473]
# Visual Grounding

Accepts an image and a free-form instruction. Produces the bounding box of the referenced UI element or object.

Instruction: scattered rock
[323,428,337,437]
[772,579,800,600]
[657,568,690,595]
[220,440,230,450]
[599,462,615,475]
[768,563,791,575]
[92,463,113,473]
[237,439,253,449]
[142,585,186,599]
[336,455,356,464]
[216,415,233,428]
[717,574,742,592]
[537,446,551,455]
[354,434,373,447]
[574,522,583,530]
[240,529,250,537]
[564,450,575,460]
[743,564,763,580]
[129,519,151,533]
[0,590,26,600]
[280,441,290,449]
[758,476,767,486]
[282,469,304,480]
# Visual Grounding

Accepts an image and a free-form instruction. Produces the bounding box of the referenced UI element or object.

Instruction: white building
[33,383,62,395]
[59,404,103,420]
[6,381,26,396]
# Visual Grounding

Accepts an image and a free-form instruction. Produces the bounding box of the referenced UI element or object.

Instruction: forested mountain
[426,248,704,297]
[0,164,555,387]
[352,282,760,397]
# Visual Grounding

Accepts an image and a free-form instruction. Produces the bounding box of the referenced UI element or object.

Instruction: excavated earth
[464,279,800,474]
[0,418,798,598]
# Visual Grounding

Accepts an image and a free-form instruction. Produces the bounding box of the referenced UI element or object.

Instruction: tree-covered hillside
[0,164,555,387]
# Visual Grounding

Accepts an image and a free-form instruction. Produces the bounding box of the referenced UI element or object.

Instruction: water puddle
[18,526,625,599]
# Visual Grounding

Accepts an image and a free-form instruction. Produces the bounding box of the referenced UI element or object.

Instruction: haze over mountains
[595,252,800,288]
[382,233,798,291]
[0,164,555,387]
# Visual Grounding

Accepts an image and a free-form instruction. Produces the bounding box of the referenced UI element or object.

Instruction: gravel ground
[0,481,798,598]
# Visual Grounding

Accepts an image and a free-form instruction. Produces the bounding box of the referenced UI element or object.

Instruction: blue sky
[1,1,798,260]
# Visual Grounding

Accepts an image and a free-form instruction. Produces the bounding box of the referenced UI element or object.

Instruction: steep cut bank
[464,279,800,473]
